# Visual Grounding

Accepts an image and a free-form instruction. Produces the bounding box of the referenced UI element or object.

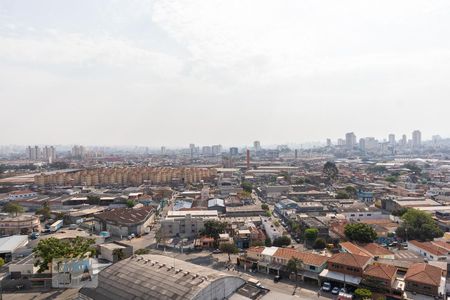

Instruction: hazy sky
[1,0,449,147]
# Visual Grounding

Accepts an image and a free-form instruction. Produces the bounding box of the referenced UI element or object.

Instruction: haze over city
[1,0,450,146]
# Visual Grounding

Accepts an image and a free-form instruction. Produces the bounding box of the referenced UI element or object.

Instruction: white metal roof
[0,235,28,253]
[261,246,279,257]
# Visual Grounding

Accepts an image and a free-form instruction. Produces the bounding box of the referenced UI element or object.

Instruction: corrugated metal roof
[0,235,28,253]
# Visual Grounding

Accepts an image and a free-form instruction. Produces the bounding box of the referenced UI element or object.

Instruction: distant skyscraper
[211,145,222,155]
[229,147,239,156]
[412,130,422,149]
[161,146,166,154]
[253,141,261,151]
[388,134,396,146]
[337,139,345,146]
[345,132,356,149]
[27,145,39,160]
[202,146,212,156]
[72,145,86,159]
[326,138,332,147]
[400,134,407,146]
[359,138,366,151]
[43,146,56,163]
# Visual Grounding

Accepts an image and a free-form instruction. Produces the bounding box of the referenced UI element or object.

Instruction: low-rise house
[408,240,448,262]
[8,190,38,200]
[161,211,217,239]
[0,215,40,236]
[340,242,395,259]
[94,206,155,237]
[405,263,446,297]
[319,252,372,288]
[207,198,226,214]
[362,263,399,295]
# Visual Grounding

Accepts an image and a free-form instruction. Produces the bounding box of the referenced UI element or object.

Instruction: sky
[0,0,449,147]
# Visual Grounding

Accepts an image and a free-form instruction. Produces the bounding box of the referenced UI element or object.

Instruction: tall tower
[412,130,421,149]
[246,149,250,169]
[345,132,356,149]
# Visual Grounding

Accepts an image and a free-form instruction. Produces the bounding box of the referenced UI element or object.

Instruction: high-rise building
[202,146,212,156]
[388,134,396,146]
[345,132,356,149]
[400,134,407,146]
[337,139,345,146]
[161,146,166,154]
[326,138,332,147]
[211,145,222,155]
[43,146,56,163]
[189,144,196,158]
[359,138,366,151]
[253,141,261,151]
[27,146,39,160]
[229,147,239,156]
[72,145,86,159]
[412,130,422,149]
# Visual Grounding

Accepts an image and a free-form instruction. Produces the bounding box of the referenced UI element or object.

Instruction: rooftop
[0,235,28,253]
[95,206,154,225]
[405,263,443,287]
[328,252,371,269]
[80,254,245,300]
[364,264,397,281]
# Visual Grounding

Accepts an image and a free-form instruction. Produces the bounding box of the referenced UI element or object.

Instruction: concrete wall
[193,277,245,300]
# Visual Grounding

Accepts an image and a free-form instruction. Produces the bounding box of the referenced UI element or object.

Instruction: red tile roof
[405,263,443,286]
[246,247,264,254]
[409,240,448,256]
[431,240,450,252]
[274,248,328,266]
[329,252,371,269]
[364,263,397,280]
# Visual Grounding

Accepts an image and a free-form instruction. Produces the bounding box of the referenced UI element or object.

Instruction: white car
[322,282,332,292]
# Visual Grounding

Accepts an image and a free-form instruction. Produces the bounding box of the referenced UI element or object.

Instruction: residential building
[404,263,446,297]
[407,240,448,262]
[161,211,218,239]
[345,132,356,149]
[7,190,38,200]
[0,215,40,236]
[319,252,372,288]
[362,264,399,294]
[412,130,421,149]
[340,242,395,259]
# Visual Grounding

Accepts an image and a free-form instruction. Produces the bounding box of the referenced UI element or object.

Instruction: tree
[354,288,372,300]
[219,243,238,261]
[113,248,125,261]
[33,237,96,273]
[345,186,357,198]
[396,209,443,241]
[241,181,253,193]
[2,202,24,216]
[384,175,398,183]
[261,203,269,211]
[264,237,272,247]
[367,165,387,174]
[135,248,150,255]
[323,161,338,182]
[201,220,227,240]
[304,228,319,241]
[126,199,135,208]
[273,236,291,247]
[287,257,302,285]
[87,195,101,205]
[0,257,4,268]
[392,208,409,217]
[344,223,377,243]
[335,191,350,199]
[403,163,422,174]
[35,201,51,220]
[313,238,326,250]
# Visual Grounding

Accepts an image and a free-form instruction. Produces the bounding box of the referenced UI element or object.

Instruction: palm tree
[287,257,302,294]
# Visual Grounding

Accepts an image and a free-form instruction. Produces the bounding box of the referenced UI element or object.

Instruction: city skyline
[1,1,450,146]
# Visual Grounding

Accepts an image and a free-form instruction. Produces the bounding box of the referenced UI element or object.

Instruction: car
[340,287,347,294]
[331,287,340,295]
[212,249,222,254]
[322,282,332,292]
[274,275,281,283]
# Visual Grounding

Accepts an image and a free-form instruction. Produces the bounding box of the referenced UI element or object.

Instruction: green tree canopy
[33,237,96,273]
[219,243,239,261]
[396,209,443,241]
[201,220,227,240]
[87,195,101,205]
[304,228,319,241]
[2,202,24,216]
[135,248,150,255]
[367,165,387,174]
[403,163,422,174]
[345,186,357,198]
[261,203,269,211]
[35,201,51,220]
[323,161,338,182]
[287,257,302,284]
[0,257,4,268]
[313,238,326,250]
[354,288,372,300]
[335,191,350,199]
[344,223,377,243]
[113,248,125,261]
[241,181,253,193]
[273,236,291,247]
[264,237,272,247]
[384,175,398,183]
[126,199,136,208]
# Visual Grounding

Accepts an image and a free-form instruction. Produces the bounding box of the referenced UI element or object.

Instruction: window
[350,214,355,217]
[367,214,371,216]
[309,265,316,271]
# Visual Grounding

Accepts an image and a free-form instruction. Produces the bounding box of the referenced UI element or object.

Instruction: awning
[300,270,319,280]
[319,269,362,285]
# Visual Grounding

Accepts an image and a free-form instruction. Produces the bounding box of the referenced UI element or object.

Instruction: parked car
[322,282,332,292]
[331,287,340,295]
[274,275,281,283]
[340,287,347,294]
[212,249,222,254]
